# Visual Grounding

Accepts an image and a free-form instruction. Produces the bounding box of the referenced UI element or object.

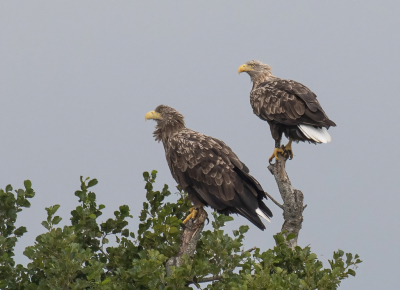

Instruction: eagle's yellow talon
[182,207,198,224]
[284,138,294,160]
[269,148,285,163]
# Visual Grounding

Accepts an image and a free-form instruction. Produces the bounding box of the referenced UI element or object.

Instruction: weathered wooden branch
[268,150,304,249]
[264,191,284,209]
[165,207,208,276]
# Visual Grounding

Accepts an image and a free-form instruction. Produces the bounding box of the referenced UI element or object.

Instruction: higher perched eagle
[145,105,272,230]
[238,60,336,163]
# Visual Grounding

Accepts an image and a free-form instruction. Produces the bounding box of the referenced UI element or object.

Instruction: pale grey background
[1,1,399,289]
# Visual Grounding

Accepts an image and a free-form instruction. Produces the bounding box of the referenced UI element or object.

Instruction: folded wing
[165,129,272,230]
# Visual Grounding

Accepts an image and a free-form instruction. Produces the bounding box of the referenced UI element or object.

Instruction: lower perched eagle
[145,105,272,230]
[238,60,336,163]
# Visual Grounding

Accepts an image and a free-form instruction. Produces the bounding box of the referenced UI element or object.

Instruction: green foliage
[0,181,34,289]
[0,171,361,289]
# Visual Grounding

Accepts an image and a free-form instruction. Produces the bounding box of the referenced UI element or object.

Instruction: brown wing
[164,129,272,230]
[250,79,336,128]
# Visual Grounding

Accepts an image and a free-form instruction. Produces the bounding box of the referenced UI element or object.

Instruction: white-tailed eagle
[238,60,336,163]
[145,105,272,230]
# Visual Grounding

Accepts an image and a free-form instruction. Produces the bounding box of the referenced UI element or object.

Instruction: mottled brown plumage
[239,60,336,161]
[146,105,272,230]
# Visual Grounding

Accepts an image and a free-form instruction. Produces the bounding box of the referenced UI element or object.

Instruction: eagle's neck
[153,120,185,143]
[250,71,273,90]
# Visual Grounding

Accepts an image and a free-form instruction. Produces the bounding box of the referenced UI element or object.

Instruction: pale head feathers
[244,60,273,86]
[245,60,272,73]
[153,105,185,142]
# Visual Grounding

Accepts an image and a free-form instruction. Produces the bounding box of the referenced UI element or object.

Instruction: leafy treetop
[0,171,361,289]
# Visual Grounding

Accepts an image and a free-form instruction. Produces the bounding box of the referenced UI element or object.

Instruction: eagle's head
[238,60,273,83]
[145,105,185,142]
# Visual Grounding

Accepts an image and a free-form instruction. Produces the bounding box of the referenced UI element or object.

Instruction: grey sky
[1,1,399,288]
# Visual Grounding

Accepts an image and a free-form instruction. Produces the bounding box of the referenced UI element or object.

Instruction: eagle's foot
[283,140,293,160]
[268,148,285,164]
[182,207,198,224]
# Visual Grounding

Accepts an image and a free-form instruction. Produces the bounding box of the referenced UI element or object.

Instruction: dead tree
[267,151,305,249]
[165,208,208,277]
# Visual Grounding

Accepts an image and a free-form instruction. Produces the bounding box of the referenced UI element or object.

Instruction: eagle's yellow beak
[145,111,162,121]
[238,64,253,74]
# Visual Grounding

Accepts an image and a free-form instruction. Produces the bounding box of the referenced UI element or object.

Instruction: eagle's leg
[269,140,285,163]
[182,207,198,224]
[284,138,294,160]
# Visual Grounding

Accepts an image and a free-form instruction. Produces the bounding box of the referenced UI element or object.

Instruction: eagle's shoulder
[251,78,322,115]
[250,79,301,120]
[165,128,247,189]
[272,79,316,99]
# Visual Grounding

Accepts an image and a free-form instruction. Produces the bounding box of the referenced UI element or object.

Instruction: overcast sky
[1,1,399,289]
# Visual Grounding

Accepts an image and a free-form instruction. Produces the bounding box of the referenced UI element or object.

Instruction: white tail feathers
[256,208,271,223]
[298,124,331,143]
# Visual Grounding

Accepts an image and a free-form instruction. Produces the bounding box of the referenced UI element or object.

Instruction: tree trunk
[268,152,304,249]
[165,207,208,276]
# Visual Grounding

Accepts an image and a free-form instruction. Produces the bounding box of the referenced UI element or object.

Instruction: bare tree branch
[165,207,208,277]
[197,275,223,284]
[268,150,304,249]
[243,246,257,253]
[264,191,284,209]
